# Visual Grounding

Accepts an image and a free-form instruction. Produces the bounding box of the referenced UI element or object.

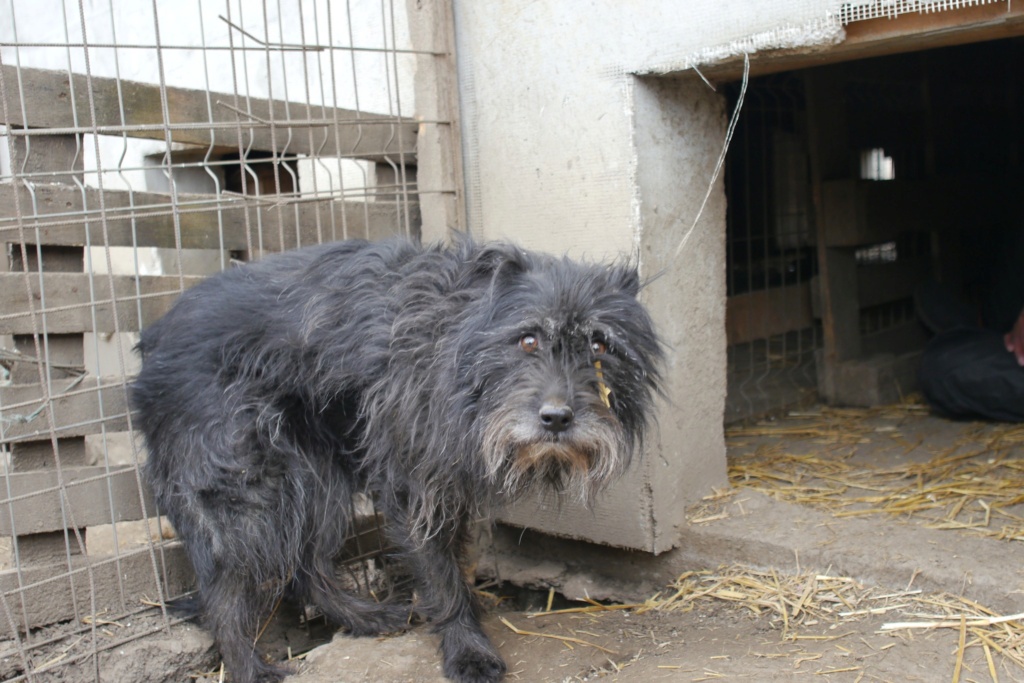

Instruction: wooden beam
[0,544,191,635]
[0,377,131,444]
[0,376,132,446]
[0,184,415,251]
[0,273,200,334]
[803,63,887,407]
[0,64,417,162]
[407,0,467,239]
[726,282,814,346]
[0,465,150,535]
[686,2,1024,83]
[806,69,862,408]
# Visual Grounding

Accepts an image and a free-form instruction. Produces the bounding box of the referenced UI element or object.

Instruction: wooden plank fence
[0,183,412,250]
[0,63,418,636]
[1,64,417,162]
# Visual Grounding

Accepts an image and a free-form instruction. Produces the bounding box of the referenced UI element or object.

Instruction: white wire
[673,51,749,260]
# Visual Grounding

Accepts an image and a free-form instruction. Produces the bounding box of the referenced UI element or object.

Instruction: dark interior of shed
[724,36,1024,423]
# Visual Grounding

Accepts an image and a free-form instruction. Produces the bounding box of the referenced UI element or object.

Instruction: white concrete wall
[453,1,845,254]
[453,1,849,551]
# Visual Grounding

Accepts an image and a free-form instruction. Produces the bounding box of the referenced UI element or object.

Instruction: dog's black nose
[539,403,574,433]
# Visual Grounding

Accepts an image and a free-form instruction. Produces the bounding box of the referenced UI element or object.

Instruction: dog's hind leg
[390,518,506,683]
[200,571,288,683]
[294,558,412,636]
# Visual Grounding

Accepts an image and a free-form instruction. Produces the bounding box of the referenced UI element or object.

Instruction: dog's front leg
[394,517,506,683]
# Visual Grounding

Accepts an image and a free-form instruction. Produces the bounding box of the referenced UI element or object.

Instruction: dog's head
[452,242,663,503]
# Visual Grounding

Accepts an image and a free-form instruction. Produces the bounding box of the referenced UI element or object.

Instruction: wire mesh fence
[724,74,821,423]
[0,1,437,678]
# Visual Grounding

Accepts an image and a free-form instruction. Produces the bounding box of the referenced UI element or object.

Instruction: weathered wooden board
[726,282,813,346]
[0,377,131,443]
[1,64,417,162]
[0,464,150,535]
[682,2,1024,82]
[0,184,415,250]
[806,71,859,404]
[0,544,191,636]
[0,273,200,334]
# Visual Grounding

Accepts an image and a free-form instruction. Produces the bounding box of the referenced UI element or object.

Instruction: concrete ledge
[482,491,1024,614]
[816,350,922,407]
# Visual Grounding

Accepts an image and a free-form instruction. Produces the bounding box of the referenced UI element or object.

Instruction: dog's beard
[481,406,628,504]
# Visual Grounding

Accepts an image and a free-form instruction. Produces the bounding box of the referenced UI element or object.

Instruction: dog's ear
[612,265,641,298]
[471,242,529,280]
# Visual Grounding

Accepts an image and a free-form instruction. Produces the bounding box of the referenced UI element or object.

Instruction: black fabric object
[920,328,1024,423]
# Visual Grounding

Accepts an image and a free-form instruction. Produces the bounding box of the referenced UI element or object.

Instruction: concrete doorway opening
[724,35,1024,422]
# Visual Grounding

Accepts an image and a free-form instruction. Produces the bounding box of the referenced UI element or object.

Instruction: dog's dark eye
[590,339,607,355]
[519,334,539,353]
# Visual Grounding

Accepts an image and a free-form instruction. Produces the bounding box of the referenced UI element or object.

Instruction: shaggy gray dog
[131,237,662,682]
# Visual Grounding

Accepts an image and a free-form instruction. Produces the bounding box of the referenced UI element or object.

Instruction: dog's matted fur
[132,237,662,682]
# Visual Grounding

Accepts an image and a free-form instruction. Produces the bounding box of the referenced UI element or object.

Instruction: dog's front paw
[442,645,506,683]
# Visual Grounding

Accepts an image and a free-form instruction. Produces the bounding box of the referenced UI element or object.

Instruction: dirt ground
[292,605,990,682]
[6,406,1024,682]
